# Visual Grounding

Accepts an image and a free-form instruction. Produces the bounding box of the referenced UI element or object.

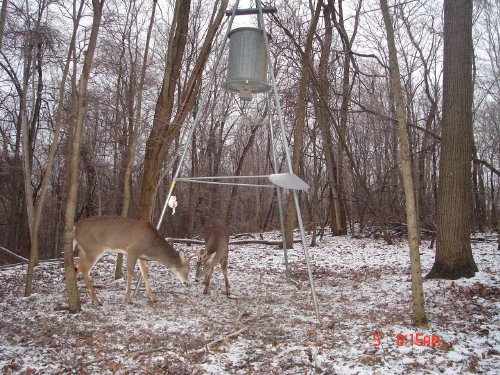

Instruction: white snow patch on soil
[0,232,498,374]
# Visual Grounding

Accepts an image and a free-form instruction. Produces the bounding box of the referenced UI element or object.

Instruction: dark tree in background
[427,0,478,279]
[0,0,497,270]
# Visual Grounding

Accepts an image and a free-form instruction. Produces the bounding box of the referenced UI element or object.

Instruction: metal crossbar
[133,0,321,320]
[176,178,275,188]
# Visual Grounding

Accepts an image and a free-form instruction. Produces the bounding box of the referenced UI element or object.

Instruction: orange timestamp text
[373,333,441,347]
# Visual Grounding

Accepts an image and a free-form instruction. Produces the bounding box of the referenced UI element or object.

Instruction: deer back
[74,216,184,268]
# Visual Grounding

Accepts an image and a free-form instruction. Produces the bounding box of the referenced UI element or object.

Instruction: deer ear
[179,250,185,262]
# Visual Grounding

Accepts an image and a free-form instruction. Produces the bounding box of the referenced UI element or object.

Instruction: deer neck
[148,240,181,268]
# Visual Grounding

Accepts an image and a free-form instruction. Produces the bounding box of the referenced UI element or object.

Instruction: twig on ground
[74,355,120,370]
[190,327,248,355]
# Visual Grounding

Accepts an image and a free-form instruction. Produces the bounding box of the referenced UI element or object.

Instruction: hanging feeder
[223,27,271,101]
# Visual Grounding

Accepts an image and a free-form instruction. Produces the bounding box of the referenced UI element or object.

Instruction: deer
[195,220,230,296]
[73,216,191,305]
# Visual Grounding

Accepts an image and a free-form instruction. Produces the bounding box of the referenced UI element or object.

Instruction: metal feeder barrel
[223,27,271,99]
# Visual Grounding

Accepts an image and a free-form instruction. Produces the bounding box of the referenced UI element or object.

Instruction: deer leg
[203,267,214,295]
[76,249,101,306]
[82,270,101,306]
[138,259,156,303]
[221,256,230,296]
[125,255,138,304]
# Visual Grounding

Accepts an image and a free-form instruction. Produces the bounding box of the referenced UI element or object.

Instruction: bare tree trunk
[472,149,487,232]
[138,0,227,221]
[115,0,157,279]
[62,0,105,313]
[314,4,343,236]
[186,121,198,239]
[380,0,427,325]
[310,125,320,247]
[0,0,8,50]
[225,125,260,225]
[427,0,478,279]
[401,12,439,233]
[20,53,34,252]
[272,10,394,245]
[121,0,157,217]
[137,0,187,220]
[284,0,321,248]
[330,0,361,235]
[25,0,85,296]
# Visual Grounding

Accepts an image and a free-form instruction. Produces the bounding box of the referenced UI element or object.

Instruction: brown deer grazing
[73,216,190,305]
[195,220,230,296]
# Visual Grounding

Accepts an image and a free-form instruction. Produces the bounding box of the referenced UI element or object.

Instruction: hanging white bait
[168,196,178,214]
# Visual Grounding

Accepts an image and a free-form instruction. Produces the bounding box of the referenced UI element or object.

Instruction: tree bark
[314,4,342,236]
[0,0,8,50]
[380,0,427,325]
[427,0,478,279]
[329,0,360,235]
[138,0,228,221]
[272,11,394,245]
[225,124,261,225]
[284,0,321,248]
[20,48,35,254]
[25,0,85,296]
[62,0,105,313]
[115,0,157,280]
[310,124,320,247]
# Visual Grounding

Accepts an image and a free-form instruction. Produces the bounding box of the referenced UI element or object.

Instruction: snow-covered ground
[0,232,498,374]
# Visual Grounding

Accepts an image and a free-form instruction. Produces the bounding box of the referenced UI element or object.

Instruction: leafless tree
[61,0,105,313]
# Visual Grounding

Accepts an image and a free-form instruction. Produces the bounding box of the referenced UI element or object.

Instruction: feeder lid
[269,173,309,191]
[227,27,271,39]
[223,78,271,94]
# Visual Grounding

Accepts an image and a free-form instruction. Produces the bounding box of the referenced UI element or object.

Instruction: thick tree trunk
[427,0,478,279]
[380,0,427,325]
[137,0,189,220]
[138,0,227,221]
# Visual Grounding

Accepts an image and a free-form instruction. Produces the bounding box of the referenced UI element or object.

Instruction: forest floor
[0,230,498,374]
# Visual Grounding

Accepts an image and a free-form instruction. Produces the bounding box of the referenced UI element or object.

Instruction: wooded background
[0,0,498,261]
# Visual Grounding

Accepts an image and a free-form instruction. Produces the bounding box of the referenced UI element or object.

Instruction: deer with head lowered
[73,216,190,305]
[195,220,230,296]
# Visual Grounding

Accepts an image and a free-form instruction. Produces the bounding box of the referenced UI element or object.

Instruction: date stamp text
[373,333,441,347]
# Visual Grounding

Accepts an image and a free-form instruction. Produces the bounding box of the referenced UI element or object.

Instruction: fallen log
[165,238,299,246]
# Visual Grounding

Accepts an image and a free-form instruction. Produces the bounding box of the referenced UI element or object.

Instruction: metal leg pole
[275,188,290,281]
[134,0,241,297]
[267,96,290,281]
[293,190,320,319]
[257,0,319,319]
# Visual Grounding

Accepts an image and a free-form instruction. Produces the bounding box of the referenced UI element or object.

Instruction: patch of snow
[0,233,498,374]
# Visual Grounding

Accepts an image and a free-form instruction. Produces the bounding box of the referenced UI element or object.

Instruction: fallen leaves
[0,236,498,374]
